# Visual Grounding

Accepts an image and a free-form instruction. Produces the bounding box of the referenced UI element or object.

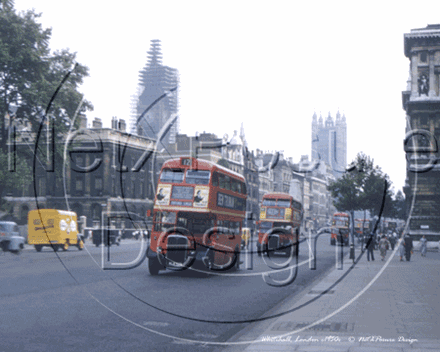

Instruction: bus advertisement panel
[148,157,247,275]
[257,193,302,257]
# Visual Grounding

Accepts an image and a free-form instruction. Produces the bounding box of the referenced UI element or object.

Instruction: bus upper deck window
[277,200,290,207]
[186,170,210,185]
[160,169,184,183]
[212,172,219,187]
[262,199,277,206]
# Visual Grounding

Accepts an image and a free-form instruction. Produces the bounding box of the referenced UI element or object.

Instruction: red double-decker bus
[330,212,350,245]
[147,157,247,275]
[354,219,363,237]
[257,193,302,256]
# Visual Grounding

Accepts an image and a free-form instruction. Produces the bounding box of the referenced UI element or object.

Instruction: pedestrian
[398,239,405,261]
[420,235,427,257]
[366,234,375,261]
[389,234,396,250]
[378,235,391,261]
[403,234,413,261]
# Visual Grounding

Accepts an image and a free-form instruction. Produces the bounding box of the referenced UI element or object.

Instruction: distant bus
[148,157,247,275]
[354,219,363,237]
[331,212,350,246]
[354,218,372,237]
[257,193,302,256]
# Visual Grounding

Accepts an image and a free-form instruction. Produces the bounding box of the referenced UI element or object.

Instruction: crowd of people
[362,230,428,262]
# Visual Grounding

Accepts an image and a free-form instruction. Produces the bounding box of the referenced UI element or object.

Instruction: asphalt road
[0,233,345,352]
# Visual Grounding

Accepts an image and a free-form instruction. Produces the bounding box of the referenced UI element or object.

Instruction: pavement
[217,240,440,352]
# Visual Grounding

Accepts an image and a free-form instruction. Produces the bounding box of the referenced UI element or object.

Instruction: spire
[325,111,334,126]
[335,109,341,125]
[318,112,323,126]
[312,111,318,124]
[240,122,245,141]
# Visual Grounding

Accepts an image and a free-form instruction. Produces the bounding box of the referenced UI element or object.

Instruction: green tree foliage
[0,2,93,209]
[0,4,93,145]
[327,152,394,218]
[391,189,406,220]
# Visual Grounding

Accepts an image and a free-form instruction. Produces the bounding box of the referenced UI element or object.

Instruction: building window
[75,177,84,192]
[38,177,46,196]
[95,177,103,192]
[76,155,84,167]
[420,52,427,63]
[140,182,144,198]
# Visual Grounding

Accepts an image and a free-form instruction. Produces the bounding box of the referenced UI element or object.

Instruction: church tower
[402,24,440,240]
[311,110,347,178]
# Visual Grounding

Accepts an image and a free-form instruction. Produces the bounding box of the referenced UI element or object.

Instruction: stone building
[402,24,440,240]
[6,117,156,229]
[292,155,336,230]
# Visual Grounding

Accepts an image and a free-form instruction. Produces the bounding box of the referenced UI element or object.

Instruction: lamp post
[349,209,355,260]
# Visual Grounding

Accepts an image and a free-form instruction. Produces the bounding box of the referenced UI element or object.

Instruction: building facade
[402,24,440,240]
[6,117,156,229]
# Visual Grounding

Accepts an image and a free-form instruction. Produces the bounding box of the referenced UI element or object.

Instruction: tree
[0,2,93,209]
[0,4,93,146]
[391,189,406,220]
[327,152,394,218]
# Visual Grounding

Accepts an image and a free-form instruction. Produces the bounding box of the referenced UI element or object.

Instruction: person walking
[398,239,405,261]
[403,234,414,261]
[420,235,427,257]
[378,235,391,261]
[366,234,375,261]
[389,234,396,250]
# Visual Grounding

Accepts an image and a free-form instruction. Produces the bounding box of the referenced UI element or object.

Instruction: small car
[0,221,25,254]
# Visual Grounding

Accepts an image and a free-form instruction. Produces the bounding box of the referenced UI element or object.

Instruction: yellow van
[28,209,84,252]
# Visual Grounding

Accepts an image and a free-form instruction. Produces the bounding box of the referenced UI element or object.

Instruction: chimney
[79,115,87,129]
[111,116,118,129]
[92,118,102,128]
[118,119,126,132]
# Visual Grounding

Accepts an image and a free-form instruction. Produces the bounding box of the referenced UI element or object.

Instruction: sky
[13,0,440,193]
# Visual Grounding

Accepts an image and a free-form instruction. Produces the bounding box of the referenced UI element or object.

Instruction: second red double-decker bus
[330,212,350,245]
[354,219,363,237]
[257,193,302,256]
[147,157,247,275]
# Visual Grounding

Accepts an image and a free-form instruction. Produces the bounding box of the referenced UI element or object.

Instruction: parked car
[0,221,25,254]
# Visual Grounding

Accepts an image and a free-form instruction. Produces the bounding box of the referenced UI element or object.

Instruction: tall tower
[135,40,179,147]
[402,24,440,240]
[311,110,347,178]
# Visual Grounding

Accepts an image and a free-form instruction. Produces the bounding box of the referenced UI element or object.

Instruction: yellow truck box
[28,209,84,252]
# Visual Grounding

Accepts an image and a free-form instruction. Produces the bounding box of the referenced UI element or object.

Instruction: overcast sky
[13,0,440,193]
